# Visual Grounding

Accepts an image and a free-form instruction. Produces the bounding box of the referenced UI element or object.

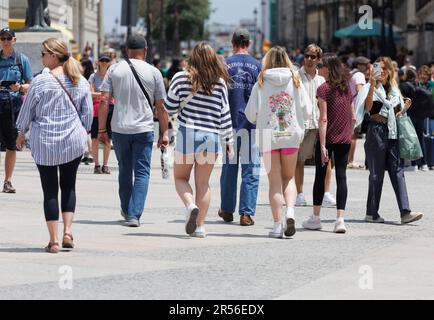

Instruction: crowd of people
[0,25,431,253]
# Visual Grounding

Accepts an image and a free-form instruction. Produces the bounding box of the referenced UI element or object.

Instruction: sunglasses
[0,36,13,42]
[305,54,318,60]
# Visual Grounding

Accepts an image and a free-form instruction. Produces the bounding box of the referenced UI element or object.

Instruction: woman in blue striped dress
[16,38,93,253]
[164,43,234,238]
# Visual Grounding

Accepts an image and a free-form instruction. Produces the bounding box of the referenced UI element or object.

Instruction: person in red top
[303,54,355,234]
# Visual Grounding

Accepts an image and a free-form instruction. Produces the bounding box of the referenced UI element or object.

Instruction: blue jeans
[220,131,260,216]
[112,132,154,220]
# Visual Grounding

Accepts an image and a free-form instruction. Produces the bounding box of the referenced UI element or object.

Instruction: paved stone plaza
[0,141,433,300]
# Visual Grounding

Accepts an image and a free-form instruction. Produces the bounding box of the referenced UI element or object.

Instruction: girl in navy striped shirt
[164,43,234,238]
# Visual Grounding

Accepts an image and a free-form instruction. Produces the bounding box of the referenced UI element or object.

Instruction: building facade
[0,0,8,29]
[268,0,433,66]
[7,0,104,57]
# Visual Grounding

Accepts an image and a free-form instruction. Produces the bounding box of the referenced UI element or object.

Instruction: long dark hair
[323,54,349,94]
[80,59,95,80]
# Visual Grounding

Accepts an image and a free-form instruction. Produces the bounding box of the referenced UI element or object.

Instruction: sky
[103,0,260,34]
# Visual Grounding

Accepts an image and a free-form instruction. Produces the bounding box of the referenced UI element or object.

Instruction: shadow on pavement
[74,220,154,226]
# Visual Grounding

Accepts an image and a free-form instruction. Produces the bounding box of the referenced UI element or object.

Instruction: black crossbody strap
[50,73,80,116]
[124,56,153,110]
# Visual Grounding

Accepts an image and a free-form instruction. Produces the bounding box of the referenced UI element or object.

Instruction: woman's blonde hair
[186,42,229,96]
[376,56,398,88]
[43,38,83,85]
[258,46,300,88]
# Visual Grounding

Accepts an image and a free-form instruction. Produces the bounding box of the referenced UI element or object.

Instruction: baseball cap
[98,54,111,62]
[232,28,250,46]
[126,35,147,50]
[0,28,15,38]
[355,56,370,65]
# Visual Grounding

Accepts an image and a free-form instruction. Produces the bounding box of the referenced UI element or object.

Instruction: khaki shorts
[298,129,318,162]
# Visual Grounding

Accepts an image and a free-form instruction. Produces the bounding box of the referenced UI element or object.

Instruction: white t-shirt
[101,59,166,135]
[298,67,325,130]
[350,69,366,98]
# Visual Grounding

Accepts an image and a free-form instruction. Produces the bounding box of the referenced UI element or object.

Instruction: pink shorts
[266,148,299,156]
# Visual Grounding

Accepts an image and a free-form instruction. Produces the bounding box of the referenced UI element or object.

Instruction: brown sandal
[45,242,60,254]
[62,233,74,249]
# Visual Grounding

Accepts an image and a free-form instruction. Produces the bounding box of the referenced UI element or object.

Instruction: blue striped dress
[164,71,234,145]
[16,73,93,166]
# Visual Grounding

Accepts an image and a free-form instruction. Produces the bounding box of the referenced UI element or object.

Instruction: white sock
[286,207,295,219]
[273,222,282,229]
[324,192,331,197]
[337,217,345,223]
[187,203,197,213]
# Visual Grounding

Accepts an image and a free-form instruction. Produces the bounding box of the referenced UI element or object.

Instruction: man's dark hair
[232,28,250,48]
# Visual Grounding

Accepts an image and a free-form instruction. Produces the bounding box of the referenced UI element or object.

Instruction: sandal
[94,165,103,174]
[45,242,60,254]
[102,165,111,174]
[62,233,75,249]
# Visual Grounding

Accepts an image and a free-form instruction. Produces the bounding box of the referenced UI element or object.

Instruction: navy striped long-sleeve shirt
[164,71,234,145]
[16,73,93,166]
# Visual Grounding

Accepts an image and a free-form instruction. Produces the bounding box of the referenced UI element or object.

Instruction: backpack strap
[14,52,25,85]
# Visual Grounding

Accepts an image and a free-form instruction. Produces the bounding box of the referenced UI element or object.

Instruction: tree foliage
[139,0,210,41]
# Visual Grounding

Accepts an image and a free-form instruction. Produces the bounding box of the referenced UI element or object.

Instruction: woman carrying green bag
[354,56,423,225]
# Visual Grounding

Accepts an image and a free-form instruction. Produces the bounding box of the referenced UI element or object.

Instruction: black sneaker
[3,181,16,194]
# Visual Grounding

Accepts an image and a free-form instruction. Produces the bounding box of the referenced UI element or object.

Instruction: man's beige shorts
[298,129,318,162]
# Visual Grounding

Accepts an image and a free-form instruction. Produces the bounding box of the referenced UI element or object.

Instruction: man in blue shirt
[0,28,33,193]
[218,29,261,226]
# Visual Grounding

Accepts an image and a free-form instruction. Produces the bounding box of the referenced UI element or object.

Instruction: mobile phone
[0,80,17,87]
[373,63,382,77]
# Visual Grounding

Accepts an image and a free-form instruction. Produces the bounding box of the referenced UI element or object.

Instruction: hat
[98,54,111,62]
[0,28,15,38]
[232,28,250,45]
[126,35,147,50]
[355,56,370,65]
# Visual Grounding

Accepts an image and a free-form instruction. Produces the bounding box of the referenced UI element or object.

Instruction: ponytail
[63,57,83,85]
[43,38,83,86]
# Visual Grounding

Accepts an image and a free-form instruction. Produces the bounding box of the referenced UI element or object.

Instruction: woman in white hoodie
[245,47,312,238]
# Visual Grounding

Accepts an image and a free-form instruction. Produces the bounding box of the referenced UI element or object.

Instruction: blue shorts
[175,126,222,155]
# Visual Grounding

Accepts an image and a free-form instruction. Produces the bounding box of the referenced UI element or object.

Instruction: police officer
[0,28,32,193]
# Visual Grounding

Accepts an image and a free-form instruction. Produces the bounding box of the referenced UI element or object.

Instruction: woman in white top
[245,46,312,239]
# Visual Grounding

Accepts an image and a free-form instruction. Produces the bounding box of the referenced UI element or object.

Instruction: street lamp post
[126,0,132,37]
[253,7,258,56]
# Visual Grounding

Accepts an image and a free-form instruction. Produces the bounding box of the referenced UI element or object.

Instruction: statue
[25,0,51,29]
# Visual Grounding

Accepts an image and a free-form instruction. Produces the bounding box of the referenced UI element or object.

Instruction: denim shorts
[175,126,222,155]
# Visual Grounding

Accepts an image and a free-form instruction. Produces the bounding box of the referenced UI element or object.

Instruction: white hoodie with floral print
[245,68,313,153]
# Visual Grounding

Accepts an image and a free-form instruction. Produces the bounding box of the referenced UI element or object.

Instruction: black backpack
[412,85,434,119]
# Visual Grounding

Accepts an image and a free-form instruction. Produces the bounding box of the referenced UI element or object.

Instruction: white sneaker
[296,193,308,207]
[302,215,322,230]
[334,219,347,234]
[269,223,283,238]
[420,165,429,172]
[185,205,199,235]
[323,193,337,207]
[191,226,207,238]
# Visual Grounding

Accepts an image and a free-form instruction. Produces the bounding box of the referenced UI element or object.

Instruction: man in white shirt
[295,45,336,207]
[99,35,169,227]
[348,56,369,169]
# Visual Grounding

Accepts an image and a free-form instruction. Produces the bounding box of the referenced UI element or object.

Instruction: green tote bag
[397,114,423,161]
